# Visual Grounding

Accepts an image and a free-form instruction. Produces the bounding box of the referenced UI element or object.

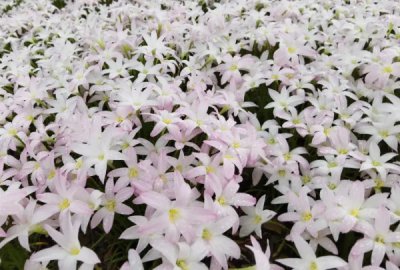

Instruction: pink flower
[246,236,283,270]
[194,216,241,270]
[120,249,144,270]
[91,179,133,233]
[37,172,93,221]
[134,179,216,242]
[239,195,275,237]
[360,142,400,181]
[351,207,400,266]
[30,214,100,270]
[277,236,347,270]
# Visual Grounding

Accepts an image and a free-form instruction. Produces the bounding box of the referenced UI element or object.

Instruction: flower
[246,236,283,270]
[120,249,144,270]
[350,207,400,266]
[360,142,400,181]
[30,214,100,270]
[71,125,126,182]
[277,236,347,270]
[90,179,133,233]
[239,195,276,238]
[194,216,241,270]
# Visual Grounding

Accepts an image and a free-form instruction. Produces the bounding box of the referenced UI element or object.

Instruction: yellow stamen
[383,65,393,74]
[372,160,381,167]
[350,208,359,217]
[202,229,212,240]
[278,169,286,177]
[309,261,318,270]
[302,175,311,184]
[232,142,241,149]
[375,235,385,244]
[327,161,337,168]
[206,165,215,174]
[254,215,262,224]
[229,64,238,71]
[75,159,83,169]
[176,259,189,270]
[328,183,337,190]
[163,118,172,124]
[168,208,181,223]
[48,169,56,180]
[105,199,116,212]
[70,247,80,256]
[217,196,226,205]
[128,167,138,178]
[288,47,297,54]
[301,211,312,221]
[379,130,389,138]
[59,198,70,210]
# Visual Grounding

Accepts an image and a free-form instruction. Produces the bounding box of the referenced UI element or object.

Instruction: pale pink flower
[30,215,100,270]
[194,216,241,270]
[239,195,275,237]
[277,236,347,270]
[90,179,133,233]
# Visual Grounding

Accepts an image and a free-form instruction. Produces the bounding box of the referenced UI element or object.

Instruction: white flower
[239,195,275,237]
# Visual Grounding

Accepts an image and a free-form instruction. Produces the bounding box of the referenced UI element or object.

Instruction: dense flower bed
[1,0,400,269]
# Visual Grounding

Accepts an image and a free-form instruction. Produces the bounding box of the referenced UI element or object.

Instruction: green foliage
[52,0,66,9]
[0,240,29,269]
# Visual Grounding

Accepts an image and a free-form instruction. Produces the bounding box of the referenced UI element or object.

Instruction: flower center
[375,235,385,244]
[70,247,80,256]
[163,118,172,124]
[372,160,381,167]
[59,198,70,210]
[284,153,292,161]
[302,175,311,184]
[254,215,262,224]
[383,65,393,74]
[288,46,297,54]
[229,64,238,71]
[301,211,313,221]
[48,169,56,180]
[206,165,215,174]
[293,118,301,124]
[278,169,286,177]
[105,199,116,212]
[327,161,337,168]
[309,261,318,270]
[217,196,226,205]
[379,130,389,138]
[350,208,359,217]
[128,167,138,178]
[232,142,241,149]
[75,159,83,169]
[176,259,189,270]
[328,183,337,190]
[202,229,213,241]
[168,208,181,223]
